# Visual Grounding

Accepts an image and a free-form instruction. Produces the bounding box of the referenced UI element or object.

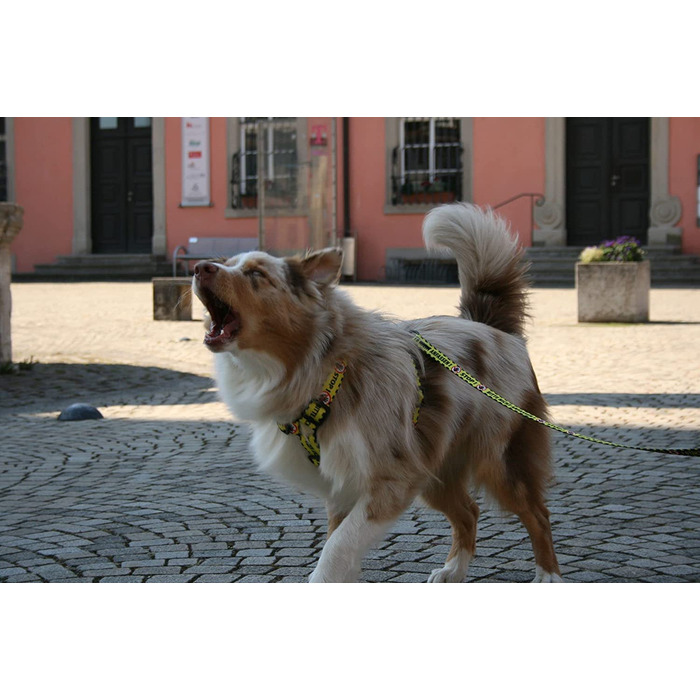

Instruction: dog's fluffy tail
[422,203,530,336]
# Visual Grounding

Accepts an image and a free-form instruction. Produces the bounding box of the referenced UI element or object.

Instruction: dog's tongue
[205,311,240,345]
[219,311,239,338]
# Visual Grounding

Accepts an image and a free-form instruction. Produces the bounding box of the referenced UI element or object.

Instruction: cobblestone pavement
[1,282,699,583]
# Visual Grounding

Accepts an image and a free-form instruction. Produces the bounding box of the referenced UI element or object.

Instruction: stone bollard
[0,203,24,365]
[152,277,193,321]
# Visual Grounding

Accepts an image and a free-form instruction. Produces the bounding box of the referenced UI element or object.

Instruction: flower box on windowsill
[241,195,258,209]
[400,192,454,205]
[576,260,650,323]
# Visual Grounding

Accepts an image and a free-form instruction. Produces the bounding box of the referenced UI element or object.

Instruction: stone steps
[526,247,700,287]
[385,246,700,287]
[26,254,173,281]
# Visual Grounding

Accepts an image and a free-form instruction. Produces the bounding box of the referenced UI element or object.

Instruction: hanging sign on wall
[181,117,211,207]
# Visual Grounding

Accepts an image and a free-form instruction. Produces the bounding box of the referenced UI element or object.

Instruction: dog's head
[192,247,343,369]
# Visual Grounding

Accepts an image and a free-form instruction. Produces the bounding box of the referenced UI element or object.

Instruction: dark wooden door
[90,118,153,254]
[566,117,649,246]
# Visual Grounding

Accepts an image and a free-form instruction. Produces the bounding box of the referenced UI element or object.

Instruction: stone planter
[152,277,193,321]
[576,260,650,323]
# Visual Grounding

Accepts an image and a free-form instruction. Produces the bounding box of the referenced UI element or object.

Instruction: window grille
[392,117,462,205]
[0,118,7,202]
[231,117,298,210]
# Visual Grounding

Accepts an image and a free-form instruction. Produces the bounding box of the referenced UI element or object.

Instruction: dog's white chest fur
[213,351,357,503]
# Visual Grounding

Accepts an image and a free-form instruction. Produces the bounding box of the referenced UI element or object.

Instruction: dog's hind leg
[482,412,562,582]
[422,473,479,583]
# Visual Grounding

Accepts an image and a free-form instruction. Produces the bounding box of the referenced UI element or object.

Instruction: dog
[192,203,562,583]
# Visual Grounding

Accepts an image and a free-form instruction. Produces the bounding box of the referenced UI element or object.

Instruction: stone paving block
[32,564,77,580]
[133,566,183,575]
[275,557,314,568]
[192,574,242,583]
[272,548,316,558]
[82,567,133,577]
[654,564,698,577]
[198,557,241,567]
[386,573,426,582]
[238,556,276,566]
[184,565,236,574]
[360,570,397,582]
[607,565,658,579]
[164,558,200,566]
[1,573,43,582]
[120,559,167,568]
[565,570,610,582]
[98,576,145,583]
[236,575,276,582]
[145,574,198,582]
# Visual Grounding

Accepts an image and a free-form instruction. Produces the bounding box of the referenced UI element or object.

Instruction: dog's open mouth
[200,290,241,348]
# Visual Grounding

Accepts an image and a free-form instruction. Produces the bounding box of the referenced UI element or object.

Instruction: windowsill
[224,207,309,219]
[384,203,443,215]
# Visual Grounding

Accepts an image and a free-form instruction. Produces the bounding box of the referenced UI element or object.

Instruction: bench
[172,236,259,276]
[385,247,458,284]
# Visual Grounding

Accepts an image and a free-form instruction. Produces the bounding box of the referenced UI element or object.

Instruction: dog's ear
[299,247,343,287]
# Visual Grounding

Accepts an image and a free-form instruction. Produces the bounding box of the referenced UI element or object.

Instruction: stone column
[648,117,682,246]
[0,203,24,365]
[533,117,566,246]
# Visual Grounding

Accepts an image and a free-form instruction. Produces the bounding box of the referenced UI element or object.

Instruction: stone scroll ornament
[533,199,563,231]
[650,196,682,228]
[0,203,24,365]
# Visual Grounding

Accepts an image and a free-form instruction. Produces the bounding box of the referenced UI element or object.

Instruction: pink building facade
[2,117,699,280]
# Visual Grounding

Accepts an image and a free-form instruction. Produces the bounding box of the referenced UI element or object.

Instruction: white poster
[181,117,211,206]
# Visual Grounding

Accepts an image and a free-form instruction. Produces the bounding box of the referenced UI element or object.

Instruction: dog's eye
[245,268,267,283]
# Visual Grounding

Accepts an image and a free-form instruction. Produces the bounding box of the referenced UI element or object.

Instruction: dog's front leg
[310,488,413,583]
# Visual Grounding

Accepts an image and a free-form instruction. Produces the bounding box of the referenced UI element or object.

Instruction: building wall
[669,117,700,255]
[349,118,422,281]
[472,117,546,248]
[349,117,547,281]
[10,118,73,273]
[6,117,700,277]
[163,116,251,259]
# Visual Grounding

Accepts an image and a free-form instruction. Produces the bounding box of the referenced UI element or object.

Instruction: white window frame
[385,117,472,213]
[227,117,307,218]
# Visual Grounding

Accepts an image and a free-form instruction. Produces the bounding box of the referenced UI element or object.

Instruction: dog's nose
[194,261,219,280]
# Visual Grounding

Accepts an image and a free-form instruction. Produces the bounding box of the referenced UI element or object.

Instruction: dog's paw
[427,567,465,583]
[532,565,564,582]
[427,552,471,583]
[308,568,328,583]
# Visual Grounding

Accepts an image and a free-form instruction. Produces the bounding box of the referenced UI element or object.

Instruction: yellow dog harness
[278,359,424,466]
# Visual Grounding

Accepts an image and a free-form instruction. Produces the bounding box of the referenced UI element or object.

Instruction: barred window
[231,117,298,210]
[0,118,7,201]
[392,117,462,205]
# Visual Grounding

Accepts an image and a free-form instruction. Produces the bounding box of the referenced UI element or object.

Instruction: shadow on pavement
[546,392,700,408]
[0,362,216,416]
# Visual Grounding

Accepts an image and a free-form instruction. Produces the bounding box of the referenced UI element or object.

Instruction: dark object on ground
[58,403,104,421]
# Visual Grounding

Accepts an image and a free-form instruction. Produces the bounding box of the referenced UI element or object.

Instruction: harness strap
[278,358,425,467]
[278,360,347,466]
[412,331,700,458]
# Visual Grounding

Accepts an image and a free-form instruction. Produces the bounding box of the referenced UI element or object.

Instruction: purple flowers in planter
[598,236,646,262]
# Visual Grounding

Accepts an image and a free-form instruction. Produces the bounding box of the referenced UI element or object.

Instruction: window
[231,117,299,210]
[391,117,463,206]
[0,118,7,201]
